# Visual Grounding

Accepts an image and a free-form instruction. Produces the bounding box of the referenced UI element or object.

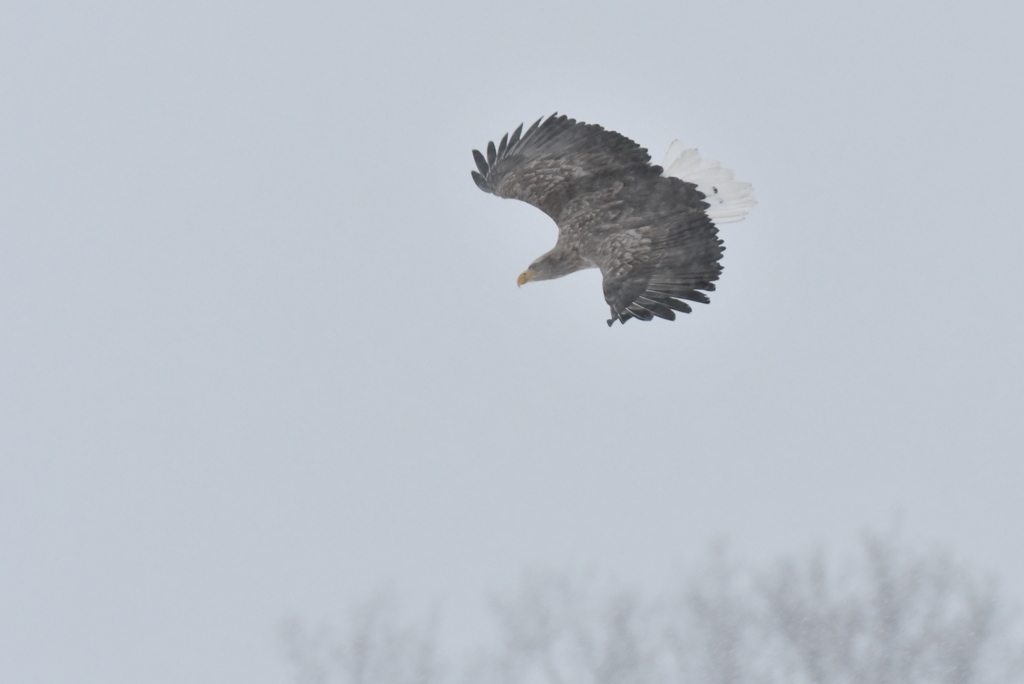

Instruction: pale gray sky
[1,1,1022,682]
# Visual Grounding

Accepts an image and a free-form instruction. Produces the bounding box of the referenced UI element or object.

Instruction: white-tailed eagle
[471,114,755,325]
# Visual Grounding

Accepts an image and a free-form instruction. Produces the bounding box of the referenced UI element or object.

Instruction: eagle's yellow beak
[517,270,534,288]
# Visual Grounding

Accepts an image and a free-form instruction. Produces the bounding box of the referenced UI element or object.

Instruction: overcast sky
[1,1,1022,682]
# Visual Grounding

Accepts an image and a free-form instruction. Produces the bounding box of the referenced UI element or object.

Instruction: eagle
[471,114,755,325]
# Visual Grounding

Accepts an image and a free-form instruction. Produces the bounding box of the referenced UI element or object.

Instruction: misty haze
[1,1,1022,683]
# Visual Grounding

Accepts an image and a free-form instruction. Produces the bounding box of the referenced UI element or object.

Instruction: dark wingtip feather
[487,141,496,166]
[471,171,490,192]
[607,318,615,327]
[665,298,692,314]
[497,133,508,158]
[627,306,654,321]
[524,116,543,140]
[509,123,523,148]
[678,290,711,304]
[472,149,488,177]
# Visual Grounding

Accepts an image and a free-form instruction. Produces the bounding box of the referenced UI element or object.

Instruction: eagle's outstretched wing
[598,207,723,326]
[471,114,659,220]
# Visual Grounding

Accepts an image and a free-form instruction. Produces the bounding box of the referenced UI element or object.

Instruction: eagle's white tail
[661,140,755,224]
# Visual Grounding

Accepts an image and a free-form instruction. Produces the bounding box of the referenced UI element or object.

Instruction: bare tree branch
[282,534,1023,684]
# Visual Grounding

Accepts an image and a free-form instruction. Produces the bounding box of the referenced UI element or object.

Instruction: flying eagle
[471,114,755,325]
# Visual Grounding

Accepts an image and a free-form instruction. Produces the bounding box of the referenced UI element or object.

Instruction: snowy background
[1,0,1022,682]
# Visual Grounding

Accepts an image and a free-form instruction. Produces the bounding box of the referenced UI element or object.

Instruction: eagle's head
[517,249,588,287]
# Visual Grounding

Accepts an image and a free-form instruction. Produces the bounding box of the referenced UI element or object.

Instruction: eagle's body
[471,114,754,325]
